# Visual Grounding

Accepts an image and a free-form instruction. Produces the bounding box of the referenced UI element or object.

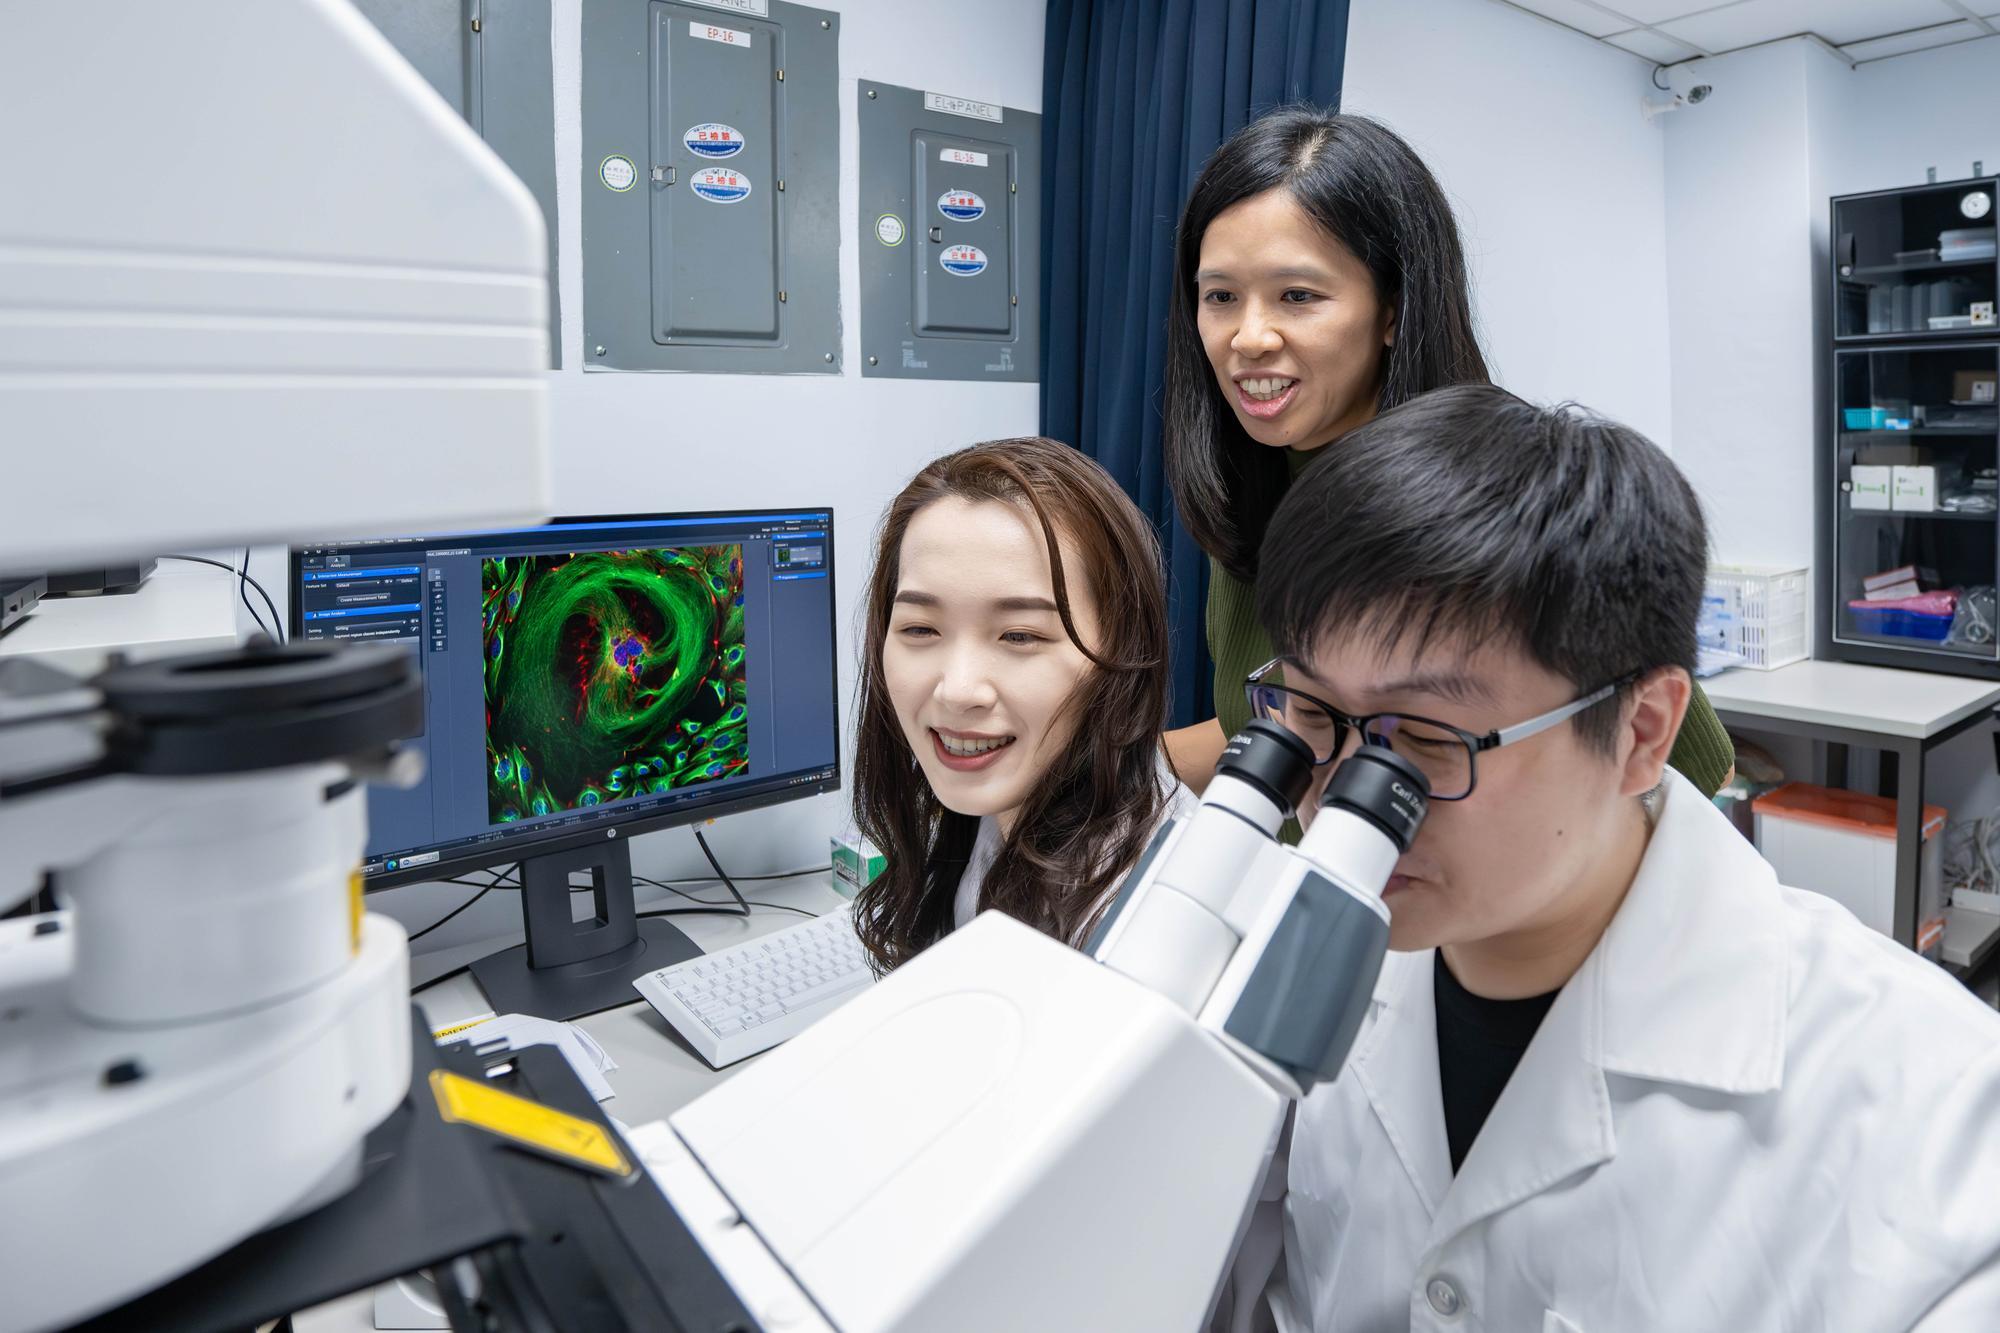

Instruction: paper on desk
[431,1011,620,1102]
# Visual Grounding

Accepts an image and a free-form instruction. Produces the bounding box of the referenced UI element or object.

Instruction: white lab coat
[1278,769,2000,1332]
[951,763,1200,937]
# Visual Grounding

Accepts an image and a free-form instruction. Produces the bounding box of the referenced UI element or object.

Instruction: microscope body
[644,724,1430,1332]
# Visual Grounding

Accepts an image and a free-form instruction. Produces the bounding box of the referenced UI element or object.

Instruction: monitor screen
[292,508,839,889]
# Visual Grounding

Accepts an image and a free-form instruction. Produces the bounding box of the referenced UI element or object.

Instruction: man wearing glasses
[1247,385,2000,1330]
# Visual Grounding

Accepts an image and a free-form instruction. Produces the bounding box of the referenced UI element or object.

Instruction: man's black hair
[1255,384,1708,753]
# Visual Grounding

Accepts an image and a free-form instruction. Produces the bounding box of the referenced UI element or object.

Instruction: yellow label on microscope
[428,1069,633,1177]
[349,870,364,955]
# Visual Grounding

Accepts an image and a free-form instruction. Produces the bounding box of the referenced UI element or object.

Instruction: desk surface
[294,872,850,1332]
[1702,659,2000,740]
[0,561,239,675]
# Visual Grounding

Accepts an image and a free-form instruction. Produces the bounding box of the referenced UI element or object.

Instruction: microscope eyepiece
[1214,719,1316,818]
[1320,746,1429,853]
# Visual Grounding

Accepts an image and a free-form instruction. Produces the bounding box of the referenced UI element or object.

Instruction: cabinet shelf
[1837,629,1994,661]
[1837,331,2000,345]
[1842,427,1997,438]
[1826,178,2000,683]
[1841,256,1996,280]
[1844,506,1996,522]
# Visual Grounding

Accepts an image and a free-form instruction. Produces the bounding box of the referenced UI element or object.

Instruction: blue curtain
[1040,0,1349,728]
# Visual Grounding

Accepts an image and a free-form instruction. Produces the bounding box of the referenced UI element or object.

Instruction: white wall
[1659,39,1822,571]
[351,0,1047,956]
[1820,37,2000,198]
[1343,0,1676,446]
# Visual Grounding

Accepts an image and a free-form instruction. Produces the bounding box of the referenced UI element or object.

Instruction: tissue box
[830,831,886,897]
[1955,369,1998,404]
[1892,465,1938,512]
[1850,465,1892,510]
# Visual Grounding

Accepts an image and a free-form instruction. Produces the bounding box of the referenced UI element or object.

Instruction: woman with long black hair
[1159,108,1733,797]
[848,437,1194,972]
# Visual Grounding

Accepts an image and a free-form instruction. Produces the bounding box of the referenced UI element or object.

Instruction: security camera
[1641,66,1715,122]
[1642,92,1695,121]
[1661,59,1714,96]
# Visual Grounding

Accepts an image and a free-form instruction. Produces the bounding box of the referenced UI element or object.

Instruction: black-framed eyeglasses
[1243,658,1638,801]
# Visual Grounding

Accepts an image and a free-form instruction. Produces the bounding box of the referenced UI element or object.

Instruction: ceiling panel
[1585,0,1722,23]
[1661,0,1961,50]
[1504,0,1634,39]
[1606,26,1709,60]
[1840,19,1985,59]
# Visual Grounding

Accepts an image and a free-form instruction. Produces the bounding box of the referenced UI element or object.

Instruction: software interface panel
[296,511,836,877]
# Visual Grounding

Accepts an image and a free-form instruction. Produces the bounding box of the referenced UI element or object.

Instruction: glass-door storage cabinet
[1826,178,2000,676]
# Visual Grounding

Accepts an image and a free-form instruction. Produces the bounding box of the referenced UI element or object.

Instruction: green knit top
[1205,452,1736,798]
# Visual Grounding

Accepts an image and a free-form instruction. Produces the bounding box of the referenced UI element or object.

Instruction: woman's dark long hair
[1165,108,1490,583]
[850,438,1172,972]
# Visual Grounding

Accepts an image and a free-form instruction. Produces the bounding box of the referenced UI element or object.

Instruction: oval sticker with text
[937,189,985,222]
[684,123,745,158]
[941,244,988,277]
[689,167,752,204]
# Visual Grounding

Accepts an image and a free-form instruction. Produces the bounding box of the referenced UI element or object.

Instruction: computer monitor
[291,508,840,1018]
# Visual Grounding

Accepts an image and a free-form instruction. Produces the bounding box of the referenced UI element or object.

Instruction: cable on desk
[692,827,748,911]
[404,842,835,946]
[737,899,822,917]
[159,552,285,644]
[636,879,820,919]
[410,895,819,995]
[242,545,282,643]
[408,869,516,943]
[672,865,834,884]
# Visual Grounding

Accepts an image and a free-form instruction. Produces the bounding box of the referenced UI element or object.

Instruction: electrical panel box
[859,81,1039,382]
[582,0,839,374]
[350,0,564,367]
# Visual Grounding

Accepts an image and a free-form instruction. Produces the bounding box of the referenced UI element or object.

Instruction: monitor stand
[467,837,700,1021]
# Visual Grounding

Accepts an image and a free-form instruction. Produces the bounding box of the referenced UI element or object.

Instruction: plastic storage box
[1847,600,1955,642]
[1703,564,1809,669]
[1753,783,1947,955]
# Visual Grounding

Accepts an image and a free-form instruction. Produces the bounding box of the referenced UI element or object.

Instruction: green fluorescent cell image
[482,545,748,823]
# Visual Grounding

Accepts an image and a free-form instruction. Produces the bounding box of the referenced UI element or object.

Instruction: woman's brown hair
[851,437,1172,972]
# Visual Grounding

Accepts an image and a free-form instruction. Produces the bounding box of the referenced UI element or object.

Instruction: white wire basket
[1702,564,1809,670]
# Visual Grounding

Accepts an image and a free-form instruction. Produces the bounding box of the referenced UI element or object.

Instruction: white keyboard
[634,905,875,1067]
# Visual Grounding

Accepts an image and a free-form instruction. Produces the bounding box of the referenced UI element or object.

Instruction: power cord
[404,838,832,958]
[407,867,518,943]
[159,552,285,644]
[635,874,819,919]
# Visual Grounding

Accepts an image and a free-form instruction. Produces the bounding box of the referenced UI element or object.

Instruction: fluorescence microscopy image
[483,545,747,822]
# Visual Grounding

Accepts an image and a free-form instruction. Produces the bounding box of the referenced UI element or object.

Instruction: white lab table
[0,559,240,675]
[1704,659,2000,972]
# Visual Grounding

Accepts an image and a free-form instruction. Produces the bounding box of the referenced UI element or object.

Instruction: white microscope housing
[640,723,1431,1332]
[0,3,550,1328]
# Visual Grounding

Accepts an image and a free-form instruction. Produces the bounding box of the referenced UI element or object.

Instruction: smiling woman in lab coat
[1249,386,2000,1330]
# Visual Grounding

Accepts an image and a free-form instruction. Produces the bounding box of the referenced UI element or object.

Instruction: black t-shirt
[1434,950,1560,1173]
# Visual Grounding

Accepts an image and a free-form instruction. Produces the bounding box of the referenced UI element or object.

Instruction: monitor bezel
[289,507,841,893]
